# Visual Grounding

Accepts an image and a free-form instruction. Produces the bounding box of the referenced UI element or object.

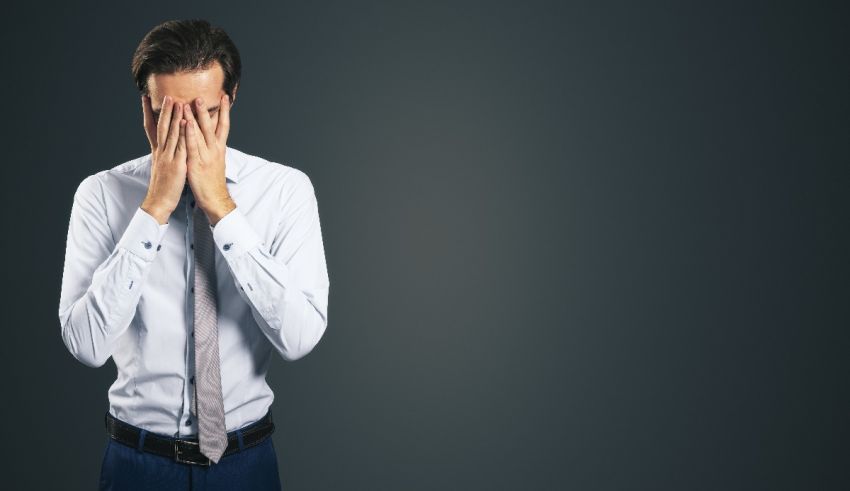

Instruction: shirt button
[185,419,192,426]
[143,241,152,249]
[223,243,232,251]
[190,200,195,207]
[190,376,195,384]
[191,331,195,338]
[191,287,194,293]
[190,244,194,250]
[156,244,162,251]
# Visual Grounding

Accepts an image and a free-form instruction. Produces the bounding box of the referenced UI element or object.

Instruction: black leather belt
[105,409,275,466]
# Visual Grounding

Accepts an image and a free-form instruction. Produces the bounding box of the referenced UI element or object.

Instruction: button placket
[180,194,197,432]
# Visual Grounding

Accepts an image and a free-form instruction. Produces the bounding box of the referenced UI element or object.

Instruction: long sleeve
[211,171,330,361]
[58,174,169,368]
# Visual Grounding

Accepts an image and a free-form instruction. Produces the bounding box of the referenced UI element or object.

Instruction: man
[58,19,330,490]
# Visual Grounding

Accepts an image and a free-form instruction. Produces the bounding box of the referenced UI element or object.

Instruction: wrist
[203,197,237,226]
[140,199,172,225]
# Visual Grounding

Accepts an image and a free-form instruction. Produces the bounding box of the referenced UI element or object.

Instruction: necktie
[192,205,228,463]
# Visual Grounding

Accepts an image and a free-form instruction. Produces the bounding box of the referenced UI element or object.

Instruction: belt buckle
[174,439,211,466]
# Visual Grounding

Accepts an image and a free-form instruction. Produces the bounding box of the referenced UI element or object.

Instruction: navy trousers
[99,418,282,490]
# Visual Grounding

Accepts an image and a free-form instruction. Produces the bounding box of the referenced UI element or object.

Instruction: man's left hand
[183,94,235,226]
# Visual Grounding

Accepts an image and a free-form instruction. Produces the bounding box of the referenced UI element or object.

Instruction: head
[131,19,240,124]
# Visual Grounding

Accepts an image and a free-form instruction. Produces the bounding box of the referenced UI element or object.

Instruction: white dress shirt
[58,145,330,437]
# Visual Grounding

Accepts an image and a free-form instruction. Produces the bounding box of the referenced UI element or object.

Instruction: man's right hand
[140,94,188,225]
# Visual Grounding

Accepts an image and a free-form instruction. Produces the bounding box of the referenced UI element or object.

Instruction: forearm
[59,249,154,367]
[212,205,330,361]
[59,206,168,367]
[234,248,329,361]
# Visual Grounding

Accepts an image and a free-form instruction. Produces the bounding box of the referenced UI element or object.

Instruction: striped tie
[192,205,228,463]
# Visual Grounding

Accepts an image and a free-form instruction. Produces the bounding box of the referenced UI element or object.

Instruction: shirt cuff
[116,207,170,261]
[211,206,263,258]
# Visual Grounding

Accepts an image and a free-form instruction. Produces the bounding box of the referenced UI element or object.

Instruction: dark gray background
[1,0,848,489]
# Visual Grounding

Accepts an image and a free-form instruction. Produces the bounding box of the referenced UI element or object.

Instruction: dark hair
[131,19,241,100]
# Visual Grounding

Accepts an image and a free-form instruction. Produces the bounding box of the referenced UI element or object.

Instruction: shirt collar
[225,145,241,183]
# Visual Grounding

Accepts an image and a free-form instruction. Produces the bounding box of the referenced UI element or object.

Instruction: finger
[183,104,202,160]
[156,95,174,148]
[175,120,187,158]
[141,95,157,150]
[182,104,201,148]
[185,115,201,162]
[192,97,216,147]
[215,93,231,142]
[165,102,183,156]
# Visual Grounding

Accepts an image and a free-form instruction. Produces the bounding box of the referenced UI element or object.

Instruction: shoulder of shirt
[228,147,317,205]
[72,153,146,202]
[74,152,149,195]
[229,146,313,185]
[235,149,320,218]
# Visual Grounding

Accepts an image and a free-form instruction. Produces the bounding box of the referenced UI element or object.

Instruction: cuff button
[143,241,152,249]
[223,243,232,251]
